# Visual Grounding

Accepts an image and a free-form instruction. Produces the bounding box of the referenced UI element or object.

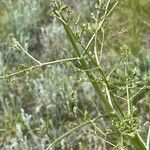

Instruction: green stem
[0,57,80,79]
[56,12,113,112]
[131,133,146,150]
[18,43,42,65]
[46,113,112,150]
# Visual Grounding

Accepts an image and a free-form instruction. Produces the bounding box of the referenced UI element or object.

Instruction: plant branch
[0,57,80,79]
[46,113,112,150]
[17,42,42,65]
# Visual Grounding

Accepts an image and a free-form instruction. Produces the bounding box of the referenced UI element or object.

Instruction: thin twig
[46,113,112,150]
[0,57,81,79]
[130,85,146,102]
[17,43,42,65]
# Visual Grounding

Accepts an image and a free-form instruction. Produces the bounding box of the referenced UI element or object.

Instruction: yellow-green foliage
[0,0,149,149]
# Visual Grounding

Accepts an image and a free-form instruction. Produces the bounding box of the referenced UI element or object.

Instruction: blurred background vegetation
[0,0,149,149]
